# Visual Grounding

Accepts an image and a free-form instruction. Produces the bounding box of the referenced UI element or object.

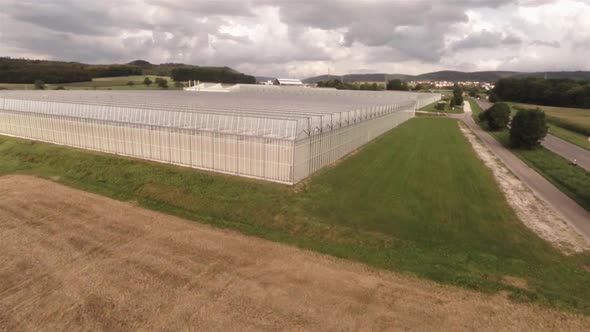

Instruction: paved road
[472,99,590,172]
[456,102,590,240]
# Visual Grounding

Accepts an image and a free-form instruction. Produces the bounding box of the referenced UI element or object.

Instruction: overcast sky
[0,0,589,78]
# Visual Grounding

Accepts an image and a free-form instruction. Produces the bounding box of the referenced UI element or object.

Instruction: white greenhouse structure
[0,87,440,184]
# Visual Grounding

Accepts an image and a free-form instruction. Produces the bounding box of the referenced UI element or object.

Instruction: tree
[143,77,153,86]
[170,67,256,84]
[155,77,168,89]
[452,84,463,106]
[510,108,548,149]
[386,79,408,91]
[34,80,45,90]
[492,77,590,109]
[488,92,499,103]
[450,98,455,108]
[479,102,511,130]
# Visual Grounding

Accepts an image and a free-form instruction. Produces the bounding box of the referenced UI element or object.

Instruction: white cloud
[0,0,588,77]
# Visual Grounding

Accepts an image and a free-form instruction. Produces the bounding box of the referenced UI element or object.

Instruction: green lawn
[0,75,181,91]
[1,118,590,314]
[468,99,484,124]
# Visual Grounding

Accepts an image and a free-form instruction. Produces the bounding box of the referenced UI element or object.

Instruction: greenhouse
[0,88,440,184]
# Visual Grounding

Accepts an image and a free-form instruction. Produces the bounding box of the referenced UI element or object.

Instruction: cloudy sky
[0,0,589,78]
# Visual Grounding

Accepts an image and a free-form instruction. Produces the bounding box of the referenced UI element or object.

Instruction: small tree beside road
[452,84,464,106]
[510,108,548,149]
[479,102,511,131]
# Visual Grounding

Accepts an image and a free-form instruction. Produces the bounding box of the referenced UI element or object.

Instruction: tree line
[316,79,383,90]
[170,67,256,84]
[493,77,590,109]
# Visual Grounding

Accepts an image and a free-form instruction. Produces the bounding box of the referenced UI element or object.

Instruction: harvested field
[1,175,589,331]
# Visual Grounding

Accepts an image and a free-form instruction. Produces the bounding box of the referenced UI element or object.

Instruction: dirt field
[1,175,589,331]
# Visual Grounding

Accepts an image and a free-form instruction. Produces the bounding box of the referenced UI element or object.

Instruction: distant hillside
[304,73,411,84]
[0,57,254,84]
[305,70,590,84]
[0,57,141,84]
[415,71,519,82]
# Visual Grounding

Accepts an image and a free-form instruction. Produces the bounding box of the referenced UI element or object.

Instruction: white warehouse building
[0,87,440,184]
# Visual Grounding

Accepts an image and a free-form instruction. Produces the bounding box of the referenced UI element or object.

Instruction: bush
[143,77,152,86]
[155,77,168,89]
[510,108,548,149]
[34,80,45,90]
[479,102,510,131]
[435,102,445,111]
[126,81,135,86]
[489,92,499,103]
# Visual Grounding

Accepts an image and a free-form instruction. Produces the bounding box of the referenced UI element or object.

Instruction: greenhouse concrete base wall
[0,108,414,185]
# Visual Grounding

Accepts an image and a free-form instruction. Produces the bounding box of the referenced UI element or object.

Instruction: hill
[0,57,255,84]
[304,70,590,84]
[304,73,412,84]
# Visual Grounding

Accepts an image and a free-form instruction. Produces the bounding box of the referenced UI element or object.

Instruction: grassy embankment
[0,75,179,91]
[505,102,590,151]
[469,100,590,211]
[1,117,590,314]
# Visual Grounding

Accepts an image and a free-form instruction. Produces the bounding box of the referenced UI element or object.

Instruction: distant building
[274,78,304,86]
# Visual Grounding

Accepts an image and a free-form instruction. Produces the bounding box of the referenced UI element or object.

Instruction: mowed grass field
[1,117,590,314]
[0,75,180,91]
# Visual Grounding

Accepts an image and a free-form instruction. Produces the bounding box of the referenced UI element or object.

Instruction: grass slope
[1,118,590,314]
[548,124,590,151]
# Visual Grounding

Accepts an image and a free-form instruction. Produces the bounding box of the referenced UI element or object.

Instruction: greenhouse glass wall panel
[0,88,440,184]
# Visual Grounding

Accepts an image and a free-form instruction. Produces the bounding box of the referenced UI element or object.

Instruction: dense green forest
[0,57,255,85]
[493,77,590,109]
[170,67,256,84]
